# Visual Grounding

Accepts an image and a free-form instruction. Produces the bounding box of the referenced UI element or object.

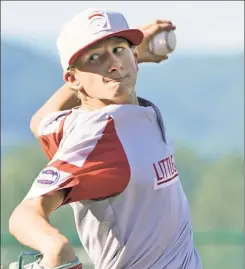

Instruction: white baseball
[148,30,177,56]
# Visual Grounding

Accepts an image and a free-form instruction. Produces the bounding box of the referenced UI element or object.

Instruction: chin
[101,82,135,103]
[110,93,134,105]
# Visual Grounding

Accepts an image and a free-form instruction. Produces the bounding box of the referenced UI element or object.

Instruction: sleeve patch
[36,167,60,186]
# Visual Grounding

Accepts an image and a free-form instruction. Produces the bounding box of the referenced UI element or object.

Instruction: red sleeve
[24,117,131,203]
[38,110,71,160]
[53,117,131,204]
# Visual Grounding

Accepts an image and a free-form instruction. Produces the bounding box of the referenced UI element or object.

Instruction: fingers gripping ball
[148,30,177,56]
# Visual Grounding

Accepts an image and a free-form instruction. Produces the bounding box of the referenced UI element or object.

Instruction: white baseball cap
[57,8,144,70]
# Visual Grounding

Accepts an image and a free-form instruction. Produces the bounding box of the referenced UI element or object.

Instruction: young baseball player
[9,8,202,269]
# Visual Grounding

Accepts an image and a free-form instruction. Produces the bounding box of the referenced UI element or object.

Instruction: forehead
[84,37,129,53]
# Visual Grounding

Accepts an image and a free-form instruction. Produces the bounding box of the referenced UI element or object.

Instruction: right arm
[30,20,174,138]
[9,190,76,268]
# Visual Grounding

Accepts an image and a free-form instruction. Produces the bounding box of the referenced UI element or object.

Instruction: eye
[113,47,124,54]
[88,53,100,62]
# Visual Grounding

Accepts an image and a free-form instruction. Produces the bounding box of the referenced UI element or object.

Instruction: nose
[107,54,122,73]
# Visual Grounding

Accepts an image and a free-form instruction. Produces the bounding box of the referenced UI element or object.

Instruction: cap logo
[88,12,109,32]
[88,13,103,20]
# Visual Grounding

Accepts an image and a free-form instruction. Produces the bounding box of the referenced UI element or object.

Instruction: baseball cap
[57,8,144,70]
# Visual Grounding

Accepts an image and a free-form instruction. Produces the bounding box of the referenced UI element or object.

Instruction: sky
[1,1,244,54]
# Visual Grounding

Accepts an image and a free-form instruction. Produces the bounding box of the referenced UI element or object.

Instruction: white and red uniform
[25,98,202,269]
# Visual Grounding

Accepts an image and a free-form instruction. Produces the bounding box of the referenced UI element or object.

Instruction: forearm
[9,201,75,267]
[10,202,60,251]
[30,83,80,137]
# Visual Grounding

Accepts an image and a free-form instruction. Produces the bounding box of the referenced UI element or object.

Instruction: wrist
[40,234,76,267]
[136,45,145,64]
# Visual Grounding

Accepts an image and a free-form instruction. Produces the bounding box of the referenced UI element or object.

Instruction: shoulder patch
[36,167,60,185]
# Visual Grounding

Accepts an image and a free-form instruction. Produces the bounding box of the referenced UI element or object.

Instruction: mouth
[104,75,128,83]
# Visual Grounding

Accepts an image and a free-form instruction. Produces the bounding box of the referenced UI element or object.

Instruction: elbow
[9,202,30,238]
[30,115,39,138]
[9,206,20,237]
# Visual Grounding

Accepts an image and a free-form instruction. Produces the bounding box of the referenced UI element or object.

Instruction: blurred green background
[1,2,244,268]
[1,142,244,268]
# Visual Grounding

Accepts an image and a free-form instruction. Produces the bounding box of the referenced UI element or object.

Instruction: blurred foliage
[1,143,244,269]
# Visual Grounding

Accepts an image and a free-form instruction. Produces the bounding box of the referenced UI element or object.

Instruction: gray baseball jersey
[25,98,202,269]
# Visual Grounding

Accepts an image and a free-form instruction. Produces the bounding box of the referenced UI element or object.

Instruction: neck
[81,92,139,111]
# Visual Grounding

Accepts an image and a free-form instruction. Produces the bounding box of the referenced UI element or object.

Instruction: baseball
[148,30,177,56]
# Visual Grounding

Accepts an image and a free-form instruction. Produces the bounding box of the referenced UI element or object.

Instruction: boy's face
[66,37,139,104]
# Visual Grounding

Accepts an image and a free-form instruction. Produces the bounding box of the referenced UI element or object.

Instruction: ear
[63,70,76,84]
[63,70,84,94]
